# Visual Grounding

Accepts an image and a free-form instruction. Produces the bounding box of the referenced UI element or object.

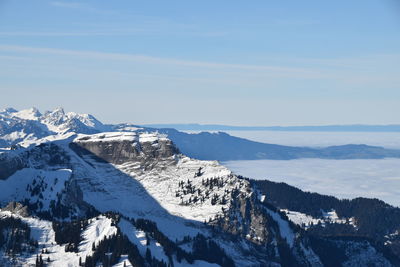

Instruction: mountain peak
[12,107,42,121]
[51,107,65,115]
[42,107,67,126]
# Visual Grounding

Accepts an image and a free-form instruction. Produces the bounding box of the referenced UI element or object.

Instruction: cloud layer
[223,158,400,207]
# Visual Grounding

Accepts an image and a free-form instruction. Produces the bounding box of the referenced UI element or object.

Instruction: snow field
[0,168,72,211]
[0,212,118,267]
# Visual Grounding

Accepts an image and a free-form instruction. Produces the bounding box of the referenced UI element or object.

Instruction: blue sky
[0,0,399,125]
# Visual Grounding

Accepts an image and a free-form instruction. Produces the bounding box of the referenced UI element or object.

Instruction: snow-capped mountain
[41,107,107,134]
[0,108,399,266]
[0,107,109,148]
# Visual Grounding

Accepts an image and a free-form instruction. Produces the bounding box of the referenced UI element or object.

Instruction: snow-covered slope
[0,211,119,267]
[0,130,305,265]
[69,132,250,238]
[0,168,72,211]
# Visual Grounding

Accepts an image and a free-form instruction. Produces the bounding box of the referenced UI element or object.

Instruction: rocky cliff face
[0,143,71,180]
[70,132,178,166]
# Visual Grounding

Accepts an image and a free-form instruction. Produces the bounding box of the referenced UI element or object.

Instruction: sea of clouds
[223,158,400,207]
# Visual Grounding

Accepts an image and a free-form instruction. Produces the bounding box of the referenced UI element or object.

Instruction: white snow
[66,134,250,240]
[116,126,142,132]
[264,208,295,247]
[322,210,345,223]
[0,210,79,267]
[0,211,119,267]
[0,210,227,266]
[119,219,169,263]
[0,107,109,148]
[113,255,133,267]
[1,130,28,141]
[0,168,72,210]
[17,132,76,148]
[139,132,168,143]
[65,112,104,130]
[119,218,225,266]
[74,131,168,144]
[281,209,356,229]
[75,132,137,143]
[121,156,238,222]
[11,107,41,121]
[79,215,118,258]
[281,209,321,228]
[66,149,202,240]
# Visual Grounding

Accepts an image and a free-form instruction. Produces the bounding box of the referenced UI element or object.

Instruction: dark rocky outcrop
[70,137,179,166]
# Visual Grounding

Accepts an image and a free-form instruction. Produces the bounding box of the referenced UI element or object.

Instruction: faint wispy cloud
[0,45,324,79]
[50,1,85,9]
[0,29,148,37]
[0,29,229,38]
[1,45,398,88]
[49,1,116,15]
[274,19,319,26]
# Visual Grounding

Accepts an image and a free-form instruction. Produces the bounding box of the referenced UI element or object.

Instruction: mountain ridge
[3,107,399,161]
[0,107,399,266]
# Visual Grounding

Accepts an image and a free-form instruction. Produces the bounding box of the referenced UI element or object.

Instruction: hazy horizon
[3,106,400,128]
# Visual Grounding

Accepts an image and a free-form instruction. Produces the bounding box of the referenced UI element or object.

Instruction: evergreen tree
[145,248,152,262]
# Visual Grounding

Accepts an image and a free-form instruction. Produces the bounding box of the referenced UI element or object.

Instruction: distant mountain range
[2,107,400,161]
[146,129,400,161]
[142,123,400,132]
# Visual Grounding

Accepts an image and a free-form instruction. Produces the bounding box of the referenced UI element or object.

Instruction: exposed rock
[2,201,30,217]
[70,132,179,166]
